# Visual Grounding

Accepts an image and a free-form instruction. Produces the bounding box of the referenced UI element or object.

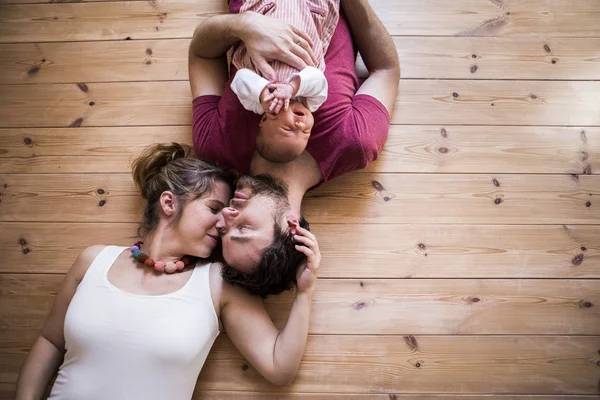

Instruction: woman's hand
[240,12,317,82]
[294,226,321,295]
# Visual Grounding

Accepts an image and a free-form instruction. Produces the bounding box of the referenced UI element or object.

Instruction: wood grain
[3,274,599,334]
[4,37,600,85]
[2,81,600,127]
[1,126,597,174]
[198,335,600,394]
[2,0,600,43]
[1,330,598,394]
[0,127,191,173]
[1,223,598,279]
[0,173,598,224]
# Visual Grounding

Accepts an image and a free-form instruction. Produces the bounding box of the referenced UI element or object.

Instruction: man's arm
[189,12,317,99]
[341,0,400,115]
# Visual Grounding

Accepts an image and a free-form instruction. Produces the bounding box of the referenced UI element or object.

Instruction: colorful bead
[165,262,177,273]
[129,242,195,274]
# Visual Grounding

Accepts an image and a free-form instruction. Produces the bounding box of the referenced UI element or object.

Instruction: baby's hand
[265,83,294,114]
[260,86,277,116]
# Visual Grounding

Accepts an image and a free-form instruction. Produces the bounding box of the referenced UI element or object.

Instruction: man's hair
[221,217,310,297]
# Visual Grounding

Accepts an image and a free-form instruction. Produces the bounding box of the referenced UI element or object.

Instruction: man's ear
[159,191,178,217]
[286,214,299,235]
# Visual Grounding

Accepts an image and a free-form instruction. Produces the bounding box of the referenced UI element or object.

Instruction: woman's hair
[131,143,231,237]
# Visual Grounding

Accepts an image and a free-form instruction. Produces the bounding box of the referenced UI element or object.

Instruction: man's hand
[294,226,321,295]
[240,12,317,82]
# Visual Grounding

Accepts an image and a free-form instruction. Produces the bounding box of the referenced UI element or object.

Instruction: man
[189,0,400,296]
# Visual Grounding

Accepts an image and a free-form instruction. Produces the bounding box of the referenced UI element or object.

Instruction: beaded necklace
[130,242,196,274]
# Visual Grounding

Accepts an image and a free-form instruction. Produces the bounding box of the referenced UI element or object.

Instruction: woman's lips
[207,234,219,245]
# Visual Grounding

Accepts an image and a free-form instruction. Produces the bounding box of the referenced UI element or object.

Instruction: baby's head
[256,99,314,163]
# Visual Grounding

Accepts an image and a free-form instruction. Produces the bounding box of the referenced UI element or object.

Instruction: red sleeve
[191,90,259,175]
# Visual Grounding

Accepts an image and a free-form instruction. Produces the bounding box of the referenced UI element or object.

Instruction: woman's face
[174,180,232,258]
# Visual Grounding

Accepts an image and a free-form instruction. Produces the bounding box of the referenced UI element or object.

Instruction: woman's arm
[15,245,104,400]
[220,227,321,385]
[189,12,317,98]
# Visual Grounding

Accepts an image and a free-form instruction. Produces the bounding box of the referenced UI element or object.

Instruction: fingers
[290,45,315,68]
[269,99,278,113]
[291,27,318,66]
[254,57,277,83]
[295,226,317,243]
[280,52,309,72]
[294,245,315,259]
[284,99,290,111]
[274,99,283,114]
[291,26,314,49]
[263,92,275,102]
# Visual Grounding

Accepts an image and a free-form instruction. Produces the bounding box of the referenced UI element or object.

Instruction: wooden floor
[1,0,600,398]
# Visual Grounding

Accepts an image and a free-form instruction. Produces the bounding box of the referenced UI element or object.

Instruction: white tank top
[48,246,220,400]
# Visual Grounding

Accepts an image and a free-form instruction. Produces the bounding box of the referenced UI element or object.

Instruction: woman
[15,143,321,400]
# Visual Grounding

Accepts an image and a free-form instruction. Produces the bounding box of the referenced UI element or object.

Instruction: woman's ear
[159,191,178,217]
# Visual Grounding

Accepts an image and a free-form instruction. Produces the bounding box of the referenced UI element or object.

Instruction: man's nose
[222,207,239,223]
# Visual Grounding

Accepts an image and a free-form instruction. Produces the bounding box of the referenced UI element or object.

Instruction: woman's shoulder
[69,245,109,283]
[208,262,259,305]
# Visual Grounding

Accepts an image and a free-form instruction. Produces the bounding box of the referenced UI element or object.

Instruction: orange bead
[144,258,155,267]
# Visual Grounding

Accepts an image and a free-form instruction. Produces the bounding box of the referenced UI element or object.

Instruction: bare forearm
[272,291,314,384]
[15,336,63,400]
[341,0,399,74]
[190,14,247,59]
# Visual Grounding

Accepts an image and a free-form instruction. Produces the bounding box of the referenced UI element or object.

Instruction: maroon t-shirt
[192,4,390,183]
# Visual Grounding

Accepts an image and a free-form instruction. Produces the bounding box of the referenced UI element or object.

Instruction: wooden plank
[391,80,600,126]
[2,81,600,127]
[4,37,600,85]
[0,0,227,43]
[0,173,598,224]
[198,395,600,400]
[2,223,599,279]
[305,173,599,224]
[1,126,597,174]
[1,330,598,394]
[199,335,600,394]
[0,39,189,84]
[369,126,599,175]
[2,0,600,43]
[3,274,599,334]
[0,127,192,173]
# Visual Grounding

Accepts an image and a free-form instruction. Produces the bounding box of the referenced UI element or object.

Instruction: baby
[230,0,340,163]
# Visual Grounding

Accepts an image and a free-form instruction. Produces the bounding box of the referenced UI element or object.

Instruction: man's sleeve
[192,95,222,158]
[351,94,390,164]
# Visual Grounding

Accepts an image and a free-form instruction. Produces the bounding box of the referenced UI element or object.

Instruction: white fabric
[290,66,328,112]
[48,246,219,400]
[231,66,328,114]
[230,68,271,114]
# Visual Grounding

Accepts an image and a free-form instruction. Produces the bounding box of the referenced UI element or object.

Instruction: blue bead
[133,250,142,258]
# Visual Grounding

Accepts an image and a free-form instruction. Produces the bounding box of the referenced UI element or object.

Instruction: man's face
[217,175,289,273]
